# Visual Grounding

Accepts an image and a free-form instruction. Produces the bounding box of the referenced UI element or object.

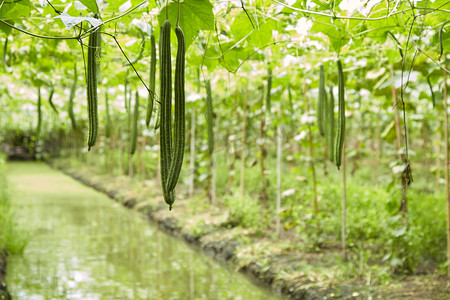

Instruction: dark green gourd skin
[266,67,272,113]
[130,91,139,155]
[87,22,100,151]
[205,79,214,156]
[335,60,345,169]
[318,64,326,137]
[68,64,77,130]
[105,90,111,138]
[159,19,187,210]
[37,87,42,138]
[326,85,335,162]
[146,33,157,127]
[159,20,175,209]
[48,87,58,114]
[166,25,186,193]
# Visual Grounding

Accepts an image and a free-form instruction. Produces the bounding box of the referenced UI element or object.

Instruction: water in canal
[5,162,279,299]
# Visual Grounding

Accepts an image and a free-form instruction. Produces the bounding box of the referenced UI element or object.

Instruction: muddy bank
[49,160,449,300]
[0,249,11,300]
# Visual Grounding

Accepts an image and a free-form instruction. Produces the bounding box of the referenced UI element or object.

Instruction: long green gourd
[37,87,42,138]
[130,91,139,155]
[327,85,335,162]
[335,60,345,169]
[439,20,450,59]
[3,36,10,73]
[266,67,272,113]
[86,19,101,150]
[68,63,77,130]
[317,64,326,136]
[95,19,102,82]
[205,79,214,155]
[166,25,186,193]
[128,30,146,66]
[154,103,160,130]
[154,22,163,132]
[105,90,111,138]
[426,75,436,108]
[287,82,294,116]
[159,19,175,209]
[146,32,157,127]
[48,87,58,114]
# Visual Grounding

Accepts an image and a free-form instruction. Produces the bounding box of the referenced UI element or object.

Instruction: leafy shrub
[225,190,262,230]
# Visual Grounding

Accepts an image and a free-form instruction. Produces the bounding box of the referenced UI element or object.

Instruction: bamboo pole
[240,88,247,196]
[211,114,219,208]
[189,108,196,198]
[304,81,319,213]
[443,70,449,277]
[276,101,282,238]
[341,139,347,260]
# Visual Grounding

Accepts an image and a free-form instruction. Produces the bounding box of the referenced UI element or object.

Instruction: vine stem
[272,0,411,21]
[0,0,148,40]
[166,0,169,19]
[0,19,78,40]
[240,0,255,29]
[102,32,158,104]
[417,47,450,74]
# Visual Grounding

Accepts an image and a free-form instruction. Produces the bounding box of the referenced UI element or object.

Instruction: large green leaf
[248,19,276,48]
[311,16,349,53]
[79,0,98,13]
[230,13,254,43]
[158,0,214,49]
[0,2,32,19]
[0,21,13,35]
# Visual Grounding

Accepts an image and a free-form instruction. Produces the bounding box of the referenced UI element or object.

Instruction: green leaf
[1,2,31,19]
[0,20,13,35]
[79,0,98,13]
[248,19,276,48]
[230,13,255,43]
[311,16,349,53]
[158,0,214,49]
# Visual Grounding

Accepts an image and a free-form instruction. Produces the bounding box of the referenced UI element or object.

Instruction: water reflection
[5,162,278,299]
